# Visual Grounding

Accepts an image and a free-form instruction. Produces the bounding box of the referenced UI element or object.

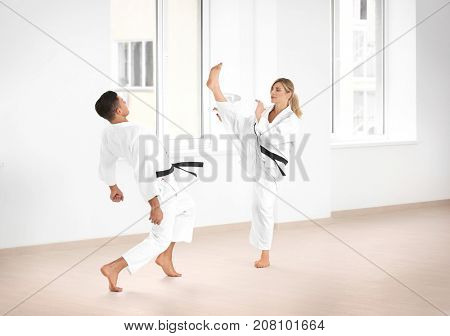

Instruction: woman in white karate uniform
[207,63,302,268]
[95,91,200,292]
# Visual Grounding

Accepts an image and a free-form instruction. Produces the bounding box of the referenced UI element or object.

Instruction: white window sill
[331,139,418,149]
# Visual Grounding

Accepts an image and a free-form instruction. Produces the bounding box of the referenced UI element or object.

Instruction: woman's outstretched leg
[250,178,277,268]
[207,63,227,102]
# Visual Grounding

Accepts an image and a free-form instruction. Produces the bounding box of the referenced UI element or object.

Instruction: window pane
[165,0,201,138]
[360,0,367,20]
[111,0,157,132]
[131,42,142,87]
[333,0,384,138]
[367,91,376,134]
[118,42,128,86]
[353,31,365,77]
[353,91,364,133]
[145,41,153,87]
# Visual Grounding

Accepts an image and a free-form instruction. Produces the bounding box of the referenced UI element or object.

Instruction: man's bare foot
[254,251,270,268]
[100,264,123,292]
[206,63,222,90]
[155,253,182,277]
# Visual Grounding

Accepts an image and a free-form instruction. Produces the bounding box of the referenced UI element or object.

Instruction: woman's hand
[109,185,124,202]
[255,99,264,122]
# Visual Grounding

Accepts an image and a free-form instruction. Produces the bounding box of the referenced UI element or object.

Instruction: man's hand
[149,196,163,225]
[255,99,264,122]
[109,185,124,202]
[150,206,163,225]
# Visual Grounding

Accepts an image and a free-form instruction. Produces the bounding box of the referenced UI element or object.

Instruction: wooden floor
[1,201,449,316]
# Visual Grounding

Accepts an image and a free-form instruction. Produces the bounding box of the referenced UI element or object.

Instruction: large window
[163,0,202,139]
[110,0,202,139]
[333,0,384,140]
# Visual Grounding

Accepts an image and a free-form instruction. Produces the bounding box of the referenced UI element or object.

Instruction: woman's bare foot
[155,253,182,277]
[100,263,123,292]
[206,63,223,90]
[254,250,270,268]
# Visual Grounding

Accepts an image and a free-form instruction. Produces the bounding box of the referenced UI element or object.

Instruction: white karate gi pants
[249,170,278,250]
[122,180,195,274]
[215,101,279,251]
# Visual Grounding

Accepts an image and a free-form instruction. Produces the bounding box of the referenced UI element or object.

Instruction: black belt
[260,145,288,176]
[156,162,204,178]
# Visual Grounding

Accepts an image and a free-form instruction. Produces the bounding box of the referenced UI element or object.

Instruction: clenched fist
[109,185,124,202]
[255,99,264,122]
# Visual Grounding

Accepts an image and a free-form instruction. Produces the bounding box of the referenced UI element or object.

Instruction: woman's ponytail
[290,93,302,118]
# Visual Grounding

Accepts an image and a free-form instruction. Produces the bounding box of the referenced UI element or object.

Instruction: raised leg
[206,63,227,102]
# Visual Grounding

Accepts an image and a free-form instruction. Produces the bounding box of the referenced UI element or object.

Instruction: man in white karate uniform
[95,91,201,292]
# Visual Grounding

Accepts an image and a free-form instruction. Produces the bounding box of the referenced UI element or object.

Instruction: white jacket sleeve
[98,139,118,186]
[215,101,256,139]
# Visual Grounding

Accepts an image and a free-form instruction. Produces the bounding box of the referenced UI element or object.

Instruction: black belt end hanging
[260,145,287,176]
[156,161,204,178]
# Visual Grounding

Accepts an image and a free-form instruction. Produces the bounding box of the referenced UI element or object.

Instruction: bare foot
[254,251,270,268]
[206,63,223,90]
[254,259,270,268]
[155,253,182,277]
[100,264,123,292]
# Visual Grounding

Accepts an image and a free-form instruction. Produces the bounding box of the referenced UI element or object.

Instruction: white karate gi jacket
[98,121,176,202]
[216,101,299,181]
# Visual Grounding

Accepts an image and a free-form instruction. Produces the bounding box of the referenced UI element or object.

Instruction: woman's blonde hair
[271,78,302,118]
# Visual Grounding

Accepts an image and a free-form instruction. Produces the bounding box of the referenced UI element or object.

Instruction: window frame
[114,39,155,91]
[331,0,386,142]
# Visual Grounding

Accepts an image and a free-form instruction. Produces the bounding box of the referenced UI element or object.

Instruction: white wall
[0,0,141,248]
[331,0,450,211]
[0,0,331,248]
[385,0,417,141]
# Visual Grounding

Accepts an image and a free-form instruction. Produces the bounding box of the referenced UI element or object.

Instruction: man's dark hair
[95,91,119,121]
